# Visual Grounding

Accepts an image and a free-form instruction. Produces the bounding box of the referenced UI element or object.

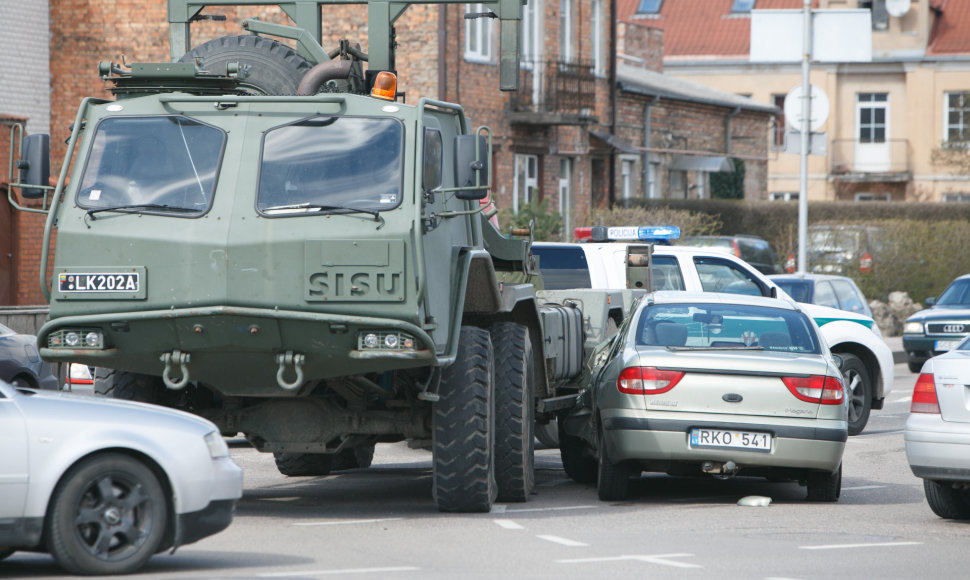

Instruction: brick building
[2,0,776,305]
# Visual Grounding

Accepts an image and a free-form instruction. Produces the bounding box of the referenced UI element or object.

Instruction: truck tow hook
[160,350,191,390]
[276,351,306,390]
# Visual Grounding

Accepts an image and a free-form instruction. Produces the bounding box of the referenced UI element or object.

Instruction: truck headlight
[48,329,104,349]
[358,331,416,351]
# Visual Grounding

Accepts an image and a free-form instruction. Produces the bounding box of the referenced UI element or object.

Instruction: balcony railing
[829,139,910,179]
[509,58,597,119]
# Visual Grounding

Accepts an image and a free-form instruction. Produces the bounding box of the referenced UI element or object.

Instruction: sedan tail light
[781,375,845,405]
[910,373,941,414]
[617,366,684,395]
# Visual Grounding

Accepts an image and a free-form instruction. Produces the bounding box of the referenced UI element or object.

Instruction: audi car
[903,274,970,373]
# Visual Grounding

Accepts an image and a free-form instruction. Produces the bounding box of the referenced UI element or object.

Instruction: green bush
[610,199,970,303]
[498,197,563,241]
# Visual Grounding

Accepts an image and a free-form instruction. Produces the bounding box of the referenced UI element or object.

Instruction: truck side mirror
[454,134,489,200]
[17,134,51,199]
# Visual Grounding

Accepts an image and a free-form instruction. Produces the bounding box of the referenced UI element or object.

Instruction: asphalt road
[8,361,969,579]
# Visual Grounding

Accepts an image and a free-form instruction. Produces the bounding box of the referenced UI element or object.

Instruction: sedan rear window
[636,303,820,354]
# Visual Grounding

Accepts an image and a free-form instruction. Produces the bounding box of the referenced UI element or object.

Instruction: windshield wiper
[263,203,384,227]
[86,204,200,220]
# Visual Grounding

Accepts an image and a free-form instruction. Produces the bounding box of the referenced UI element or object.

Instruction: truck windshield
[257,116,404,216]
[76,115,224,215]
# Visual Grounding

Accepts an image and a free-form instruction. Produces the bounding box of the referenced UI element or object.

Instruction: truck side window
[693,257,765,296]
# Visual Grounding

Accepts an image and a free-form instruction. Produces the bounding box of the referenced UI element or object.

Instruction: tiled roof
[927,0,970,55]
[618,0,811,59]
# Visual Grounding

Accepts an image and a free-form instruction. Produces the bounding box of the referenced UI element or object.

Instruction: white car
[904,336,970,519]
[0,381,242,575]
[533,230,894,436]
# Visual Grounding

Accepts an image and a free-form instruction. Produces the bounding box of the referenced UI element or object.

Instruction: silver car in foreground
[0,381,242,575]
[905,336,970,519]
[560,292,847,502]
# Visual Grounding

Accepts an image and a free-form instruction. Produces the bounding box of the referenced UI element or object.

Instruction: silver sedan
[905,335,970,518]
[0,380,242,575]
[560,292,847,502]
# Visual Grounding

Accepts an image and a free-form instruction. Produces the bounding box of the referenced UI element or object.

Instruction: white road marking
[800,541,922,550]
[558,554,701,569]
[504,505,597,514]
[841,485,886,491]
[893,396,912,403]
[538,535,589,547]
[489,504,508,514]
[494,519,524,530]
[292,518,403,527]
[259,566,419,577]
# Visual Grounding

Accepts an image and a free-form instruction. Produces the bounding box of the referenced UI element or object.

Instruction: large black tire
[908,360,923,374]
[596,426,630,501]
[94,368,167,404]
[433,326,496,513]
[841,354,871,436]
[559,420,596,484]
[46,453,167,575]
[178,35,312,96]
[806,464,842,502]
[491,322,535,503]
[923,479,970,519]
[536,420,559,449]
[333,443,376,471]
[273,452,334,477]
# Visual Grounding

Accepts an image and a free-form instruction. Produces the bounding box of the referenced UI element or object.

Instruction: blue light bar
[599,225,681,243]
[637,226,680,241]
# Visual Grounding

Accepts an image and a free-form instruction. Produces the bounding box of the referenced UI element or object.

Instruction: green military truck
[10,0,630,512]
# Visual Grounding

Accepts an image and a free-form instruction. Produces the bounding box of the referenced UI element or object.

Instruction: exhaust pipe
[297,59,353,96]
[701,460,738,477]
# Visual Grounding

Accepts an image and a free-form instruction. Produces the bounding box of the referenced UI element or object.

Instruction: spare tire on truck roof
[178,35,312,95]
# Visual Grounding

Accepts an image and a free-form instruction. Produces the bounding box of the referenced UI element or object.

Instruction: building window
[945,91,970,145]
[859,1,889,31]
[854,192,891,201]
[669,169,686,199]
[559,0,574,61]
[731,0,756,12]
[943,192,970,203]
[559,158,573,238]
[636,0,662,15]
[647,162,660,199]
[514,154,539,213]
[620,158,635,200]
[521,0,540,66]
[857,93,888,143]
[769,192,798,202]
[772,94,787,150]
[591,0,605,76]
[464,3,492,62]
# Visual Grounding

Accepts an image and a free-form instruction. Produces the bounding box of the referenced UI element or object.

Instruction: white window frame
[647,162,660,199]
[620,155,637,200]
[513,154,539,214]
[942,192,970,203]
[769,192,798,202]
[521,0,541,67]
[464,3,492,63]
[559,0,573,62]
[944,91,970,146]
[854,192,891,202]
[559,158,573,238]
[591,0,605,76]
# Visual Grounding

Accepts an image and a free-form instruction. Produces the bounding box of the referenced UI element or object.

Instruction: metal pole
[797,0,811,273]
[796,0,812,274]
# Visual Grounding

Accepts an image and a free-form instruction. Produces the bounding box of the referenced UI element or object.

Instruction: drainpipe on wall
[642,95,660,198]
[438,5,448,101]
[725,107,741,156]
[608,0,618,206]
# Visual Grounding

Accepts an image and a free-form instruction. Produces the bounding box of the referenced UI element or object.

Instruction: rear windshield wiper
[86,204,200,219]
[262,203,384,226]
